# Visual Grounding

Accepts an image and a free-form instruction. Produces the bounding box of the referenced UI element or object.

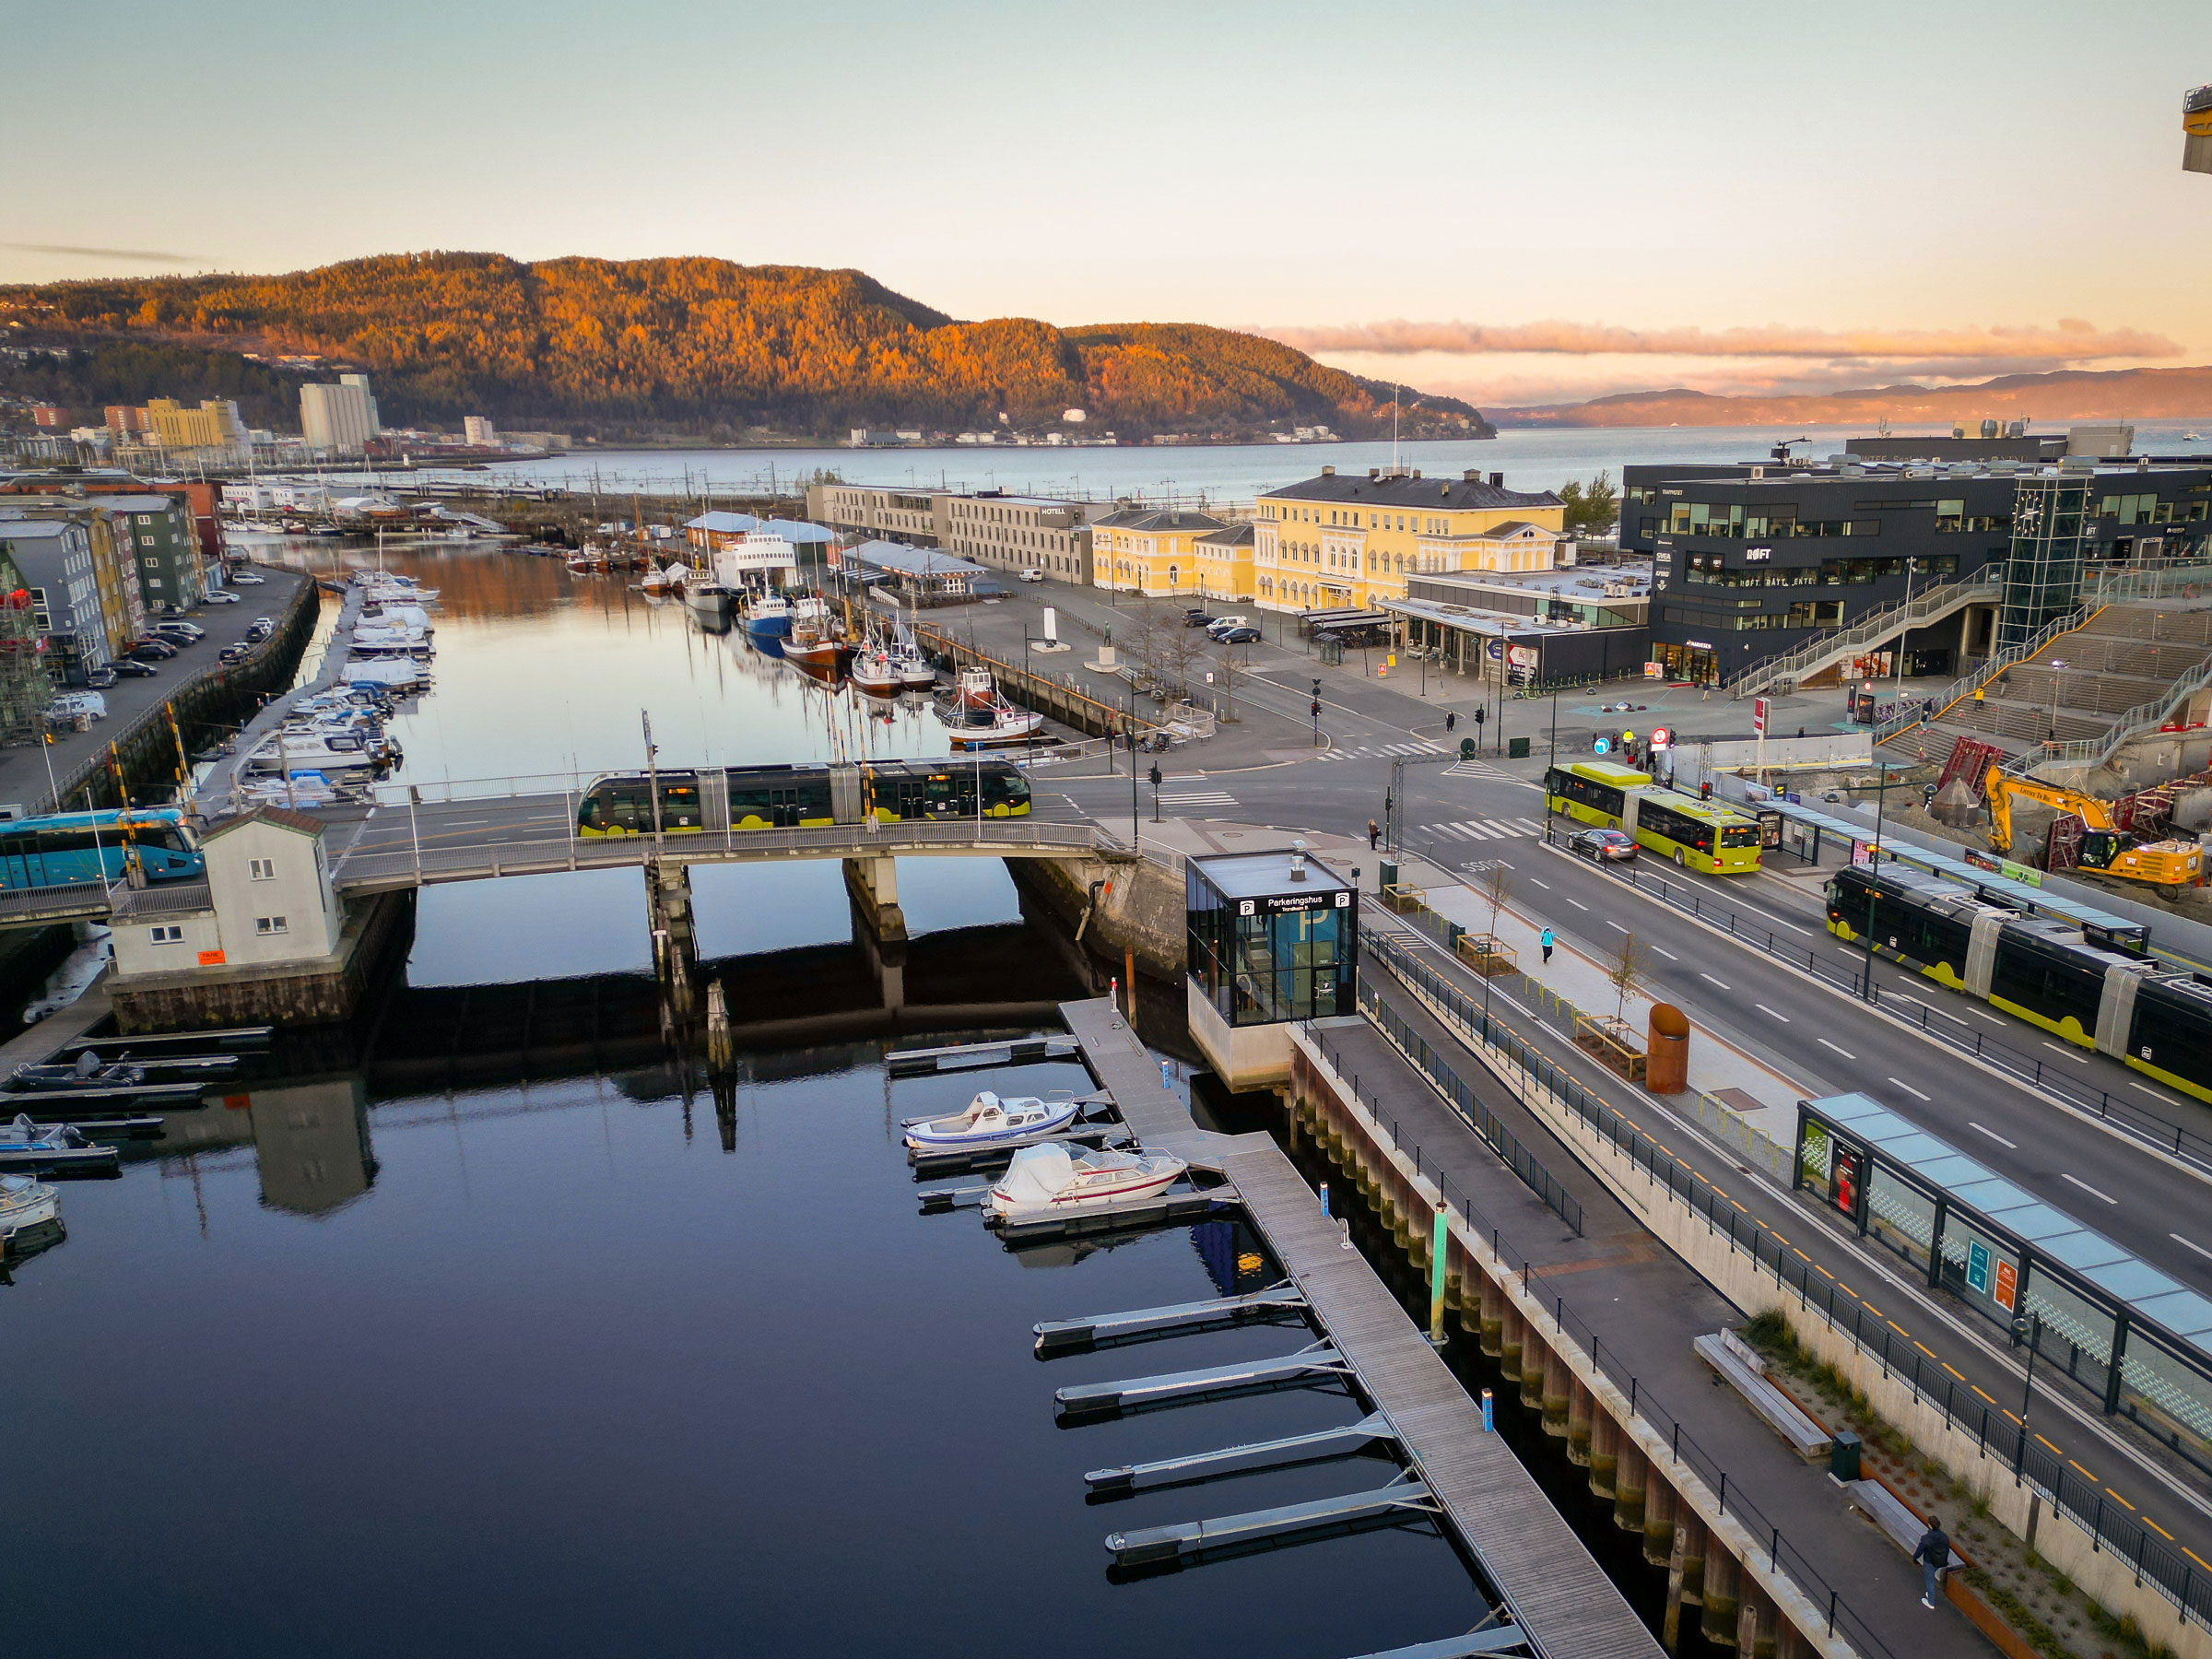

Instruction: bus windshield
[1721,825,1761,848]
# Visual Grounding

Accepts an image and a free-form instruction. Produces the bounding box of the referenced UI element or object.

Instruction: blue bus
[0,809,206,889]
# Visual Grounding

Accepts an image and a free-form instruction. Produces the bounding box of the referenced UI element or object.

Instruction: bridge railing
[332,815,1117,890]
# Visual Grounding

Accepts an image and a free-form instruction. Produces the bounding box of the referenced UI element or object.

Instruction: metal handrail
[2008,650,2212,775]
[1727,569,2003,698]
[1872,603,2097,742]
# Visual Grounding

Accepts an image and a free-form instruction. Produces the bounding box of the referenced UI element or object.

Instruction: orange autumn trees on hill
[0,252,1491,440]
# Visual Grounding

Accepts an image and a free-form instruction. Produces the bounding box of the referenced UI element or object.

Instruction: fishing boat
[10,1053,146,1093]
[850,643,901,697]
[940,667,1045,747]
[891,629,937,691]
[0,1116,119,1176]
[902,1089,1082,1153]
[742,593,793,641]
[685,578,735,627]
[0,1173,58,1238]
[782,595,853,677]
[985,1142,1187,1219]
[641,562,688,595]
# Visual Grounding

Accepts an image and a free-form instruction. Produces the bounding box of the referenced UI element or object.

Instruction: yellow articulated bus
[1545,760,1762,874]
[575,759,1031,836]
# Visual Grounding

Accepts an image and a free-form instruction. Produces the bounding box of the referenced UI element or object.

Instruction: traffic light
[1473,707,1486,726]
[1311,699,1322,717]
[1148,763,1161,789]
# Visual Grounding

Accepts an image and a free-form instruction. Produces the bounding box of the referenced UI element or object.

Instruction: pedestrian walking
[1540,926,1555,967]
[1368,818,1381,851]
[1913,1515,1950,1608]
[1445,711,1456,733]
[1796,726,1805,740]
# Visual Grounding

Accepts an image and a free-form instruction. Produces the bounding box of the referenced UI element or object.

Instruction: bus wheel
[1674,849,1686,867]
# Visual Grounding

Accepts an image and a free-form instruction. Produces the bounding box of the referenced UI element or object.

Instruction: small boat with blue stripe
[902,1088,1083,1152]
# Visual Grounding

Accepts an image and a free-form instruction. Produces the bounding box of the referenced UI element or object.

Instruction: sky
[7,0,2210,407]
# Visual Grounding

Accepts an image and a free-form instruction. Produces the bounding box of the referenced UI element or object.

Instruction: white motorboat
[0,1115,118,1175]
[902,1088,1082,1152]
[985,1142,1187,1218]
[850,645,901,697]
[0,1172,59,1236]
[245,730,384,777]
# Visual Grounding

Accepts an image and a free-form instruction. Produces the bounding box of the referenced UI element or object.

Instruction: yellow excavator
[1983,766,2205,891]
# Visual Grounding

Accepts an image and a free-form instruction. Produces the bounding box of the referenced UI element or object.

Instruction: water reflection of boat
[986,1143,1186,1218]
[902,1089,1081,1152]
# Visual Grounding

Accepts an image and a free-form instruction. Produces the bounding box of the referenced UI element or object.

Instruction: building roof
[205,805,327,841]
[1469,519,1552,539]
[841,540,989,578]
[1263,469,1562,511]
[1095,507,1227,534]
[1196,523,1255,547]
[759,517,837,545]
[0,519,76,541]
[687,511,763,533]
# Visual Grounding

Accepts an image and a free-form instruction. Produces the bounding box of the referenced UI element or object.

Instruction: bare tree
[1480,861,1512,941]
[1214,641,1246,723]
[1606,930,1645,1027]
[1162,618,1204,700]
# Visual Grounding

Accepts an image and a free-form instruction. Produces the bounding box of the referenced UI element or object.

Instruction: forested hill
[0,253,1492,441]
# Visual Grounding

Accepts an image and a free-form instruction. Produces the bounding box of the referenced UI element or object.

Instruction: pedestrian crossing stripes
[1419,817,1546,841]
[1445,758,1519,782]
[1159,791,1240,810]
[1316,740,1447,761]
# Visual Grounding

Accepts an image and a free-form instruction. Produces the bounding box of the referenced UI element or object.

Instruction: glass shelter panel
[2118,1329,2212,1471]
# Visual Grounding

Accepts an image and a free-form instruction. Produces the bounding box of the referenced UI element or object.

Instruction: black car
[1183,609,1216,628]
[1217,625,1261,644]
[131,640,178,661]
[84,667,117,690]
[112,658,159,677]
[1571,828,1639,864]
[218,645,249,665]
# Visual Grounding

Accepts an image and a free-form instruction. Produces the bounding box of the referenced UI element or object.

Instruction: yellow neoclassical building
[1253,465,1566,613]
[1091,506,1229,596]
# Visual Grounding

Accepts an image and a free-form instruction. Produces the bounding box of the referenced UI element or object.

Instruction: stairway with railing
[1725,568,2001,699]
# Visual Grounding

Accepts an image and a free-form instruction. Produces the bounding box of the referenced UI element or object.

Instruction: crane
[1983,766,2203,891]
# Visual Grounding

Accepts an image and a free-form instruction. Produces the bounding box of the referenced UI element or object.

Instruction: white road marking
[1817,1038,1856,1059]
[2062,1172,2117,1206]
[1888,1077,1932,1101]
[1967,1008,2005,1026]
[1565,898,1590,912]
[1969,1121,2018,1148]
[2040,1041,2093,1065]
[2170,1232,2212,1265]
[1530,878,1551,891]
[2130,1081,2181,1103]
[1607,921,1630,934]
[1756,1004,1790,1022]
[1700,972,1730,990]
[1649,944,1678,960]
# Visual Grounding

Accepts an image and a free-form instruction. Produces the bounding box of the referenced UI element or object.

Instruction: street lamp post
[1860,767,1893,1001]
[2048,658,2067,741]
[2012,1312,2043,1485]
[1892,556,1917,706]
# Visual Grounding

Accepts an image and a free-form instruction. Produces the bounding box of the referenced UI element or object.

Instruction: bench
[1842,1479,1967,1571]
[1694,1329,1833,1463]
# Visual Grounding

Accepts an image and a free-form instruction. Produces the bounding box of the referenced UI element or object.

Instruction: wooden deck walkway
[1060,997,1662,1659]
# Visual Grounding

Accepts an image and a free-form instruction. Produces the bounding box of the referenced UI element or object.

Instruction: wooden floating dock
[1056,997,1663,1659]
[885,1033,1080,1077]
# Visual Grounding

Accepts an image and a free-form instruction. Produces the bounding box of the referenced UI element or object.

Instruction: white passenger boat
[985,1142,1187,1218]
[0,1172,59,1237]
[902,1088,1082,1152]
[245,730,384,777]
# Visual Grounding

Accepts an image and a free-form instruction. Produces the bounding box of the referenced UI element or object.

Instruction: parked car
[83,667,117,690]
[112,659,159,678]
[1017,568,1044,583]
[1571,828,1639,864]
[131,640,178,661]
[1217,625,1262,644]
[204,590,241,605]
[218,645,249,665]
[229,571,266,586]
[155,628,201,647]
[1205,615,1252,639]
[160,621,206,639]
[1182,609,1216,628]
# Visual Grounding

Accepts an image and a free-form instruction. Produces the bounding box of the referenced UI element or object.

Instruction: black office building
[1623,454,2212,688]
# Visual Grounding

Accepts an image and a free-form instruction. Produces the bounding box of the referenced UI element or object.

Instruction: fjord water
[3,547,1486,1655]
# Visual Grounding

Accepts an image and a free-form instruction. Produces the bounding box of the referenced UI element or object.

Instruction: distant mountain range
[1492,366,2212,428]
[0,253,1493,443]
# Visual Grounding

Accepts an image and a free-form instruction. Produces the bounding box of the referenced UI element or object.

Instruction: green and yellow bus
[1545,761,1762,874]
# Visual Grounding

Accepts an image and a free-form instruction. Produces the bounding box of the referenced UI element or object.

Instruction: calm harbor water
[6,546,1493,1655]
[433,420,2212,504]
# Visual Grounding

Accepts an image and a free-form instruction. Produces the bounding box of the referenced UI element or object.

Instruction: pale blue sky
[7,0,2208,403]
